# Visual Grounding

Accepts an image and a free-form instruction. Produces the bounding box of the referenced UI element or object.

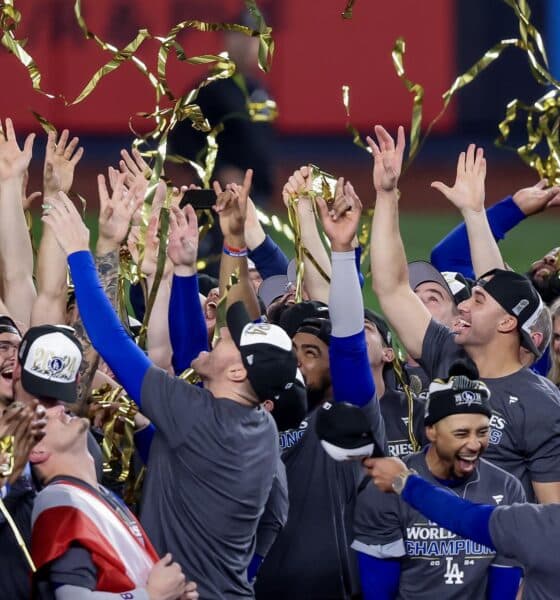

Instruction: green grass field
[32,209,560,313]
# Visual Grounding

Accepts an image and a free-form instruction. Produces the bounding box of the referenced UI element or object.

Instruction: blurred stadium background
[2,0,560,290]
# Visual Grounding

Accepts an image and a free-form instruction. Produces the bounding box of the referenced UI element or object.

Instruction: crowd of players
[1,117,560,600]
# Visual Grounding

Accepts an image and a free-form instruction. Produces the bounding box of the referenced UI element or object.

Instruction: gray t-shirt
[420,319,560,501]
[353,450,526,599]
[380,386,427,459]
[255,398,387,600]
[490,503,560,600]
[140,366,281,599]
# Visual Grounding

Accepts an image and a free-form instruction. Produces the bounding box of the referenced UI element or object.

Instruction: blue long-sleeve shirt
[169,273,209,374]
[430,196,525,280]
[248,234,289,279]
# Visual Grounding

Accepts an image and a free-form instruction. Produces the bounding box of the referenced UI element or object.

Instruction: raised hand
[168,204,199,272]
[366,125,405,193]
[119,148,150,198]
[97,172,143,253]
[43,129,84,197]
[1,400,46,485]
[316,178,363,252]
[431,144,486,213]
[213,169,253,241]
[512,179,560,216]
[41,192,90,255]
[0,118,35,183]
[281,166,312,208]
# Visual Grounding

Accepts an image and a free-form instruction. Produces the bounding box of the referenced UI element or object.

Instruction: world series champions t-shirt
[418,319,560,501]
[352,450,526,599]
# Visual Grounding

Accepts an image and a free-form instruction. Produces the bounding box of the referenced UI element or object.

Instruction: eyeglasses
[0,341,18,355]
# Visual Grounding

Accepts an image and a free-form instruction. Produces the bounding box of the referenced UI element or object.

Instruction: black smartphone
[180,189,217,210]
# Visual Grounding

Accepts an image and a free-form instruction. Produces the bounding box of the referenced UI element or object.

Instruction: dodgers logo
[47,357,64,374]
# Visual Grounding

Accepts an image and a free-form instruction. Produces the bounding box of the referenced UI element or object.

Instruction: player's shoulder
[477,458,525,496]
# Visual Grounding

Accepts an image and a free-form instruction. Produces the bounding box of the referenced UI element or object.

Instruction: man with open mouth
[354,364,525,599]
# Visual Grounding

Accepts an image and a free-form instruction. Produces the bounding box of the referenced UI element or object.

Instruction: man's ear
[226,362,248,384]
[530,331,544,352]
[497,314,517,335]
[425,425,436,444]
[262,399,274,413]
[382,347,395,365]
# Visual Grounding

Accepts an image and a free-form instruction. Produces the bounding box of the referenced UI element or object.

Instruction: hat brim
[21,370,77,404]
[408,261,453,301]
[258,275,291,308]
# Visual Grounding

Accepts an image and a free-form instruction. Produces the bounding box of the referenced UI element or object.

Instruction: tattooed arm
[69,249,119,413]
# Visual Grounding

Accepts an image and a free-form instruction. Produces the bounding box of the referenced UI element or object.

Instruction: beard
[527,271,560,305]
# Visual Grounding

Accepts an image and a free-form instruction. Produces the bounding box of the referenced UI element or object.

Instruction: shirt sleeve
[352,481,405,559]
[248,235,290,279]
[430,196,525,278]
[522,387,560,483]
[492,476,526,568]
[140,365,212,448]
[46,545,97,590]
[67,251,151,406]
[169,274,209,374]
[489,503,551,568]
[418,319,466,379]
[255,459,289,557]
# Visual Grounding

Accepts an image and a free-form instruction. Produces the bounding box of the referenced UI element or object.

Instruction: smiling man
[353,366,525,600]
[0,315,22,408]
[369,125,560,504]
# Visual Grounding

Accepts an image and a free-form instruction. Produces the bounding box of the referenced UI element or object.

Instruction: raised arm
[42,187,150,407]
[431,144,504,277]
[0,118,36,327]
[167,203,209,372]
[213,170,260,317]
[32,129,83,326]
[282,166,332,303]
[368,125,431,359]
[245,196,289,279]
[317,177,375,406]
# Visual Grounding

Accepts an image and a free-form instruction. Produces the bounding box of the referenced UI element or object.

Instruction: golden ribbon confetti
[341,85,371,154]
[213,269,239,347]
[0,498,35,572]
[90,384,138,482]
[341,0,357,19]
[0,434,14,477]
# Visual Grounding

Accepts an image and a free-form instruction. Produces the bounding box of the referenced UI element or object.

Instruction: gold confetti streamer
[0,435,14,477]
[341,0,357,19]
[90,384,138,482]
[0,498,35,572]
[341,84,371,154]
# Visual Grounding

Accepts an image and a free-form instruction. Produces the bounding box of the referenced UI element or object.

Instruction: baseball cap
[315,401,377,461]
[226,301,300,402]
[364,309,392,347]
[409,261,471,306]
[477,268,544,356]
[425,361,491,426]
[297,317,332,347]
[18,325,83,404]
[258,275,295,308]
[278,301,329,338]
[271,369,308,431]
[0,315,21,337]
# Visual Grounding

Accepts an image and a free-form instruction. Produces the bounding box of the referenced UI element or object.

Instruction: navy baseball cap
[477,268,544,356]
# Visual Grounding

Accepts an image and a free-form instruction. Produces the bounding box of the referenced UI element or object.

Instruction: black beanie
[424,361,491,426]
